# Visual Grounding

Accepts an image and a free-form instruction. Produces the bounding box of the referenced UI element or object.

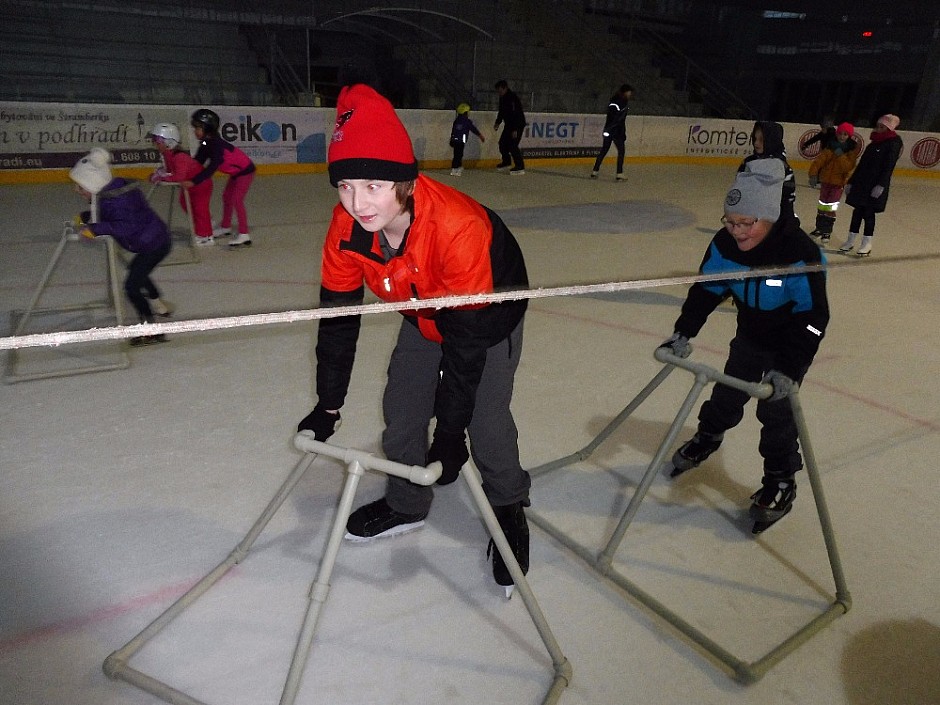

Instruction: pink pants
[180,180,213,238]
[219,172,255,234]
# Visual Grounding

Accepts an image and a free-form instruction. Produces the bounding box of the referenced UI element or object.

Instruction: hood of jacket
[753,121,786,158]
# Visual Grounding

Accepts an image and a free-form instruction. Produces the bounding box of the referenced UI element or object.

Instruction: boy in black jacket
[493,80,527,175]
[739,121,796,222]
[659,159,829,533]
[591,83,634,181]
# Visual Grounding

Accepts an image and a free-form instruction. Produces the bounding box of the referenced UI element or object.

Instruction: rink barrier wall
[2,101,939,185]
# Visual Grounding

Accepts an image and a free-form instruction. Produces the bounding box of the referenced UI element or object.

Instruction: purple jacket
[84,178,170,254]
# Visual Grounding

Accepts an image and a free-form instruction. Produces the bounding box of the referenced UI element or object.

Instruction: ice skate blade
[750,504,792,533]
[667,463,692,478]
[503,585,515,599]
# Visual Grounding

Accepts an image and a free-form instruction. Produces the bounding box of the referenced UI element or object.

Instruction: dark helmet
[191,108,220,133]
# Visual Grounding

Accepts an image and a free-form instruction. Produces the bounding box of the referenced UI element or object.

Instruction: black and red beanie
[327,84,418,187]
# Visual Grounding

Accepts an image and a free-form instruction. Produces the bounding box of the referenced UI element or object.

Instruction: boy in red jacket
[297,84,531,594]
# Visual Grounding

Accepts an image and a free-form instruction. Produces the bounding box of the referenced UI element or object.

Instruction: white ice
[1,163,938,705]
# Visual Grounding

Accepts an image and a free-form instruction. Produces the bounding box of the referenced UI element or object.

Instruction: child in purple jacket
[70,148,173,345]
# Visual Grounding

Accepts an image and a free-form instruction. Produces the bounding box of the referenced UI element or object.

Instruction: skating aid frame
[145,181,199,265]
[526,348,850,683]
[103,433,571,705]
[4,222,129,383]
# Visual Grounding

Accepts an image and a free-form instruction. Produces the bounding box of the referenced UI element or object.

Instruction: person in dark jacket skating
[591,83,634,181]
[658,158,829,534]
[70,148,173,345]
[297,85,531,595]
[739,121,797,222]
[838,114,903,257]
[449,102,485,176]
[493,79,527,175]
[183,108,256,247]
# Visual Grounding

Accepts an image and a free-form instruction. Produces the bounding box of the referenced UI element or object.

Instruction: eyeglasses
[721,216,758,231]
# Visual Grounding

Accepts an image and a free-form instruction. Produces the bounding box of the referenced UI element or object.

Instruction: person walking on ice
[297,84,532,595]
[658,158,830,534]
[147,122,214,243]
[448,102,485,176]
[183,109,256,247]
[807,122,859,243]
[838,114,902,257]
[493,79,526,175]
[590,83,633,181]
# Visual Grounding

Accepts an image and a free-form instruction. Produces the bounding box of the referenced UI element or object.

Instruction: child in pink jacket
[147,122,213,244]
[184,108,256,247]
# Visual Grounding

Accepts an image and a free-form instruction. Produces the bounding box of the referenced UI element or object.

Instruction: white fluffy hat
[724,158,784,222]
[69,148,113,194]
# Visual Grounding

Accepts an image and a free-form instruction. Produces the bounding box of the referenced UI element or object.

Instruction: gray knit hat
[724,159,784,222]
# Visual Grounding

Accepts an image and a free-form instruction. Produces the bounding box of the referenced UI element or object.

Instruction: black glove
[427,429,469,486]
[658,332,692,359]
[297,404,341,441]
[761,370,795,402]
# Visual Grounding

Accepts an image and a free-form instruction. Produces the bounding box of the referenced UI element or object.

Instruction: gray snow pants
[381,318,530,515]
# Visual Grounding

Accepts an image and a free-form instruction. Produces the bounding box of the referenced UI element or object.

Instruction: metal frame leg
[103,433,572,705]
[4,224,130,383]
[145,181,199,265]
[526,348,850,683]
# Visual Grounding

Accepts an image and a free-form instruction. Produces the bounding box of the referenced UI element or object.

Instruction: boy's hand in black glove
[427,429,469,486]
[297,404,341,441]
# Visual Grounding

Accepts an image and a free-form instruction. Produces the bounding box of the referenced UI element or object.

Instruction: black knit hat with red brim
[327,84,419,186]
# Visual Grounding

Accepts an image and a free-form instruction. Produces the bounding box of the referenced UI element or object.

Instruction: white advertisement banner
[2,102,938,174]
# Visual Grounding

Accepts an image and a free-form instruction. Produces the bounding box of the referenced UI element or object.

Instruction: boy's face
[723,214,772,252]
[752,129,764,154]
[337,179,412,234]
[836,131,850,143]
[192,124,206,140]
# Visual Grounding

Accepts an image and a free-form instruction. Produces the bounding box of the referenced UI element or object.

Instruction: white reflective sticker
[766,279,783,287]
[806,324,822,336]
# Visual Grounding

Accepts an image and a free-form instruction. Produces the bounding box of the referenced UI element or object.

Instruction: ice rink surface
[1,162,938,705]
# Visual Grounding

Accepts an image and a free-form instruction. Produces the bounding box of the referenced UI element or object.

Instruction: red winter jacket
[316,174,528,433]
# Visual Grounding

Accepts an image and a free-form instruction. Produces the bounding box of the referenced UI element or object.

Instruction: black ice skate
[667,432,723,477]
[749,477,796,534]
[129,334,168,346]
[487,501,529,598]
[344,498,427,542]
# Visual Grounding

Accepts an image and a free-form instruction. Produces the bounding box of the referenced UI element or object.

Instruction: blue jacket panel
[674,216,829,379]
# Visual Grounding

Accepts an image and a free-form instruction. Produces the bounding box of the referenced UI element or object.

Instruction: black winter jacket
[674,216,829,380]
[739,121,796,221]
[846,133,902,213]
